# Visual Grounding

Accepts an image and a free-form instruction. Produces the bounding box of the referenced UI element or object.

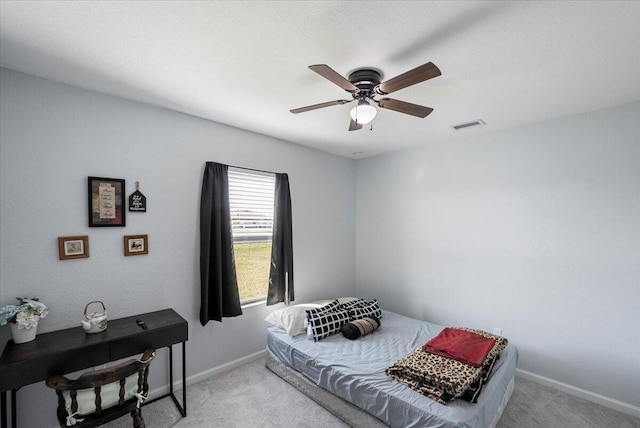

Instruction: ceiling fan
[290,62,441,131]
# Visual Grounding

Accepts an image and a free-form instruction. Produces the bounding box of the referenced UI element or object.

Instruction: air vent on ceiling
[451,119,486,131]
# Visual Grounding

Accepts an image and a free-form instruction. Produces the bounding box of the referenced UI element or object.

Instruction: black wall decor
[129,181,147,212]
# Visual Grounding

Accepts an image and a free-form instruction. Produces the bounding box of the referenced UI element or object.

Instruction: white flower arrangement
[0,297,48,329]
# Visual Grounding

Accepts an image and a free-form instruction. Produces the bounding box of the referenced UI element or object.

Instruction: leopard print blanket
[385,328,508,404]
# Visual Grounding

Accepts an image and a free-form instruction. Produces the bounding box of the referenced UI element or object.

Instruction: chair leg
[131,408,145,428]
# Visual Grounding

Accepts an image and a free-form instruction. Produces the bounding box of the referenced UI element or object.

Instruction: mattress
[266,310,518,428]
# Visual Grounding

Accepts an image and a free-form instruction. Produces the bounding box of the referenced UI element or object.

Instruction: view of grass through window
[234,242,271,302]
[228,168,275,304]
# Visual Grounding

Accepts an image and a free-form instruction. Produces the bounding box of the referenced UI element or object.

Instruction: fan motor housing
[348,69,382,93]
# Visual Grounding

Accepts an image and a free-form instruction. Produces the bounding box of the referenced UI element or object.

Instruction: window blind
[228,168,275,243]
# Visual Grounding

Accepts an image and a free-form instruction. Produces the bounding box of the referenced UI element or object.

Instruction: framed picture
[58,236,90,260]
[124,234,148,256]
[88,177,126,227]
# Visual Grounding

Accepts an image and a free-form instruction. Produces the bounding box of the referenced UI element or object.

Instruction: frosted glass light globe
[350,103,377,124]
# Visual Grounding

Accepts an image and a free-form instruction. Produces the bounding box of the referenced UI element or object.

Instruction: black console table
[0,308,188,428]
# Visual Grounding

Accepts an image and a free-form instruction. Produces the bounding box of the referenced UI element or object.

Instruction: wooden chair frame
[46,348,155,428]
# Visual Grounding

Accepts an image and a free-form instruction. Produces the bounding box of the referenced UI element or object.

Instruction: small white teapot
[81,301,108,334]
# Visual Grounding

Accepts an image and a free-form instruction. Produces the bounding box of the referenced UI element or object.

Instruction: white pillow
[62,373,141,416]
[264,304,321,336]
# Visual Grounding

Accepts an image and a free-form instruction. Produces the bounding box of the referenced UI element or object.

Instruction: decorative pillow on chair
[307,309,350,342]
[264,304,322,336]
[341,316,380,340]
[62,373,141,416]
[348,299,382,320]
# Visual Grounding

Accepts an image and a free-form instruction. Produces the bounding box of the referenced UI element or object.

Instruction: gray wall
[355,101,640,408]
[0,68,356,427]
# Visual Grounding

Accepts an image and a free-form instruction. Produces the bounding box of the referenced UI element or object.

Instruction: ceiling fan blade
[309,64,358,92]
[377,98,434,118]
[377,62,441,95]
[349,119,363,131]
[290,99,351,114]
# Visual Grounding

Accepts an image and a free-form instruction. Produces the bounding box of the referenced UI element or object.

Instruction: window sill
[241,299,267,309]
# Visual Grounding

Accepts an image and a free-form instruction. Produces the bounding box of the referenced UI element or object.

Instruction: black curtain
[200,162,242,325]
[267,173,294,305]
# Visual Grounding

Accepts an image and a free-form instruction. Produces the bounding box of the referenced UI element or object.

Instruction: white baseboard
[146,349,266,401]
[516,369,640,419]
[186,349,267,386]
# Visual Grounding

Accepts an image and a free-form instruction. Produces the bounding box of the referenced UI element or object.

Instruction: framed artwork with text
[88,177,126,227]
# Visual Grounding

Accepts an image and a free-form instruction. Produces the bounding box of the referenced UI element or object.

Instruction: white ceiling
[1,1,639,158]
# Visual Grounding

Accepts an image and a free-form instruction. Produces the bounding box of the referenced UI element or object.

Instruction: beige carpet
[104,357,640,428]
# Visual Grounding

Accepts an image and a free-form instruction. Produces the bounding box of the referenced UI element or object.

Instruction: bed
[265,307,518,428]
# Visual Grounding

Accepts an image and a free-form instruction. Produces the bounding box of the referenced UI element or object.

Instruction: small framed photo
[58,236,90,260]
[124,234,148,256]
[88,176,126,227]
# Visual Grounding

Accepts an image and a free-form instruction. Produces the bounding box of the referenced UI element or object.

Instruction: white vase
[10,322,37,344]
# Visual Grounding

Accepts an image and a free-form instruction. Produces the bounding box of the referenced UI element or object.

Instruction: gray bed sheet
[267,310,518,428]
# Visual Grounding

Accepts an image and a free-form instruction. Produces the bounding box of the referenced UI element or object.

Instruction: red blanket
[422,328,496,367]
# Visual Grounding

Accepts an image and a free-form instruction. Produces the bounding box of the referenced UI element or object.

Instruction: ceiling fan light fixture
[350,102,377,125]
[291,62,441,131]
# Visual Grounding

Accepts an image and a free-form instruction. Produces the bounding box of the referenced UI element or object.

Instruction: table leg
[182,341,186,416]
[10,390,15,428]
[1,391,6,428]
[169,346,174,396]
[168,343,187,417]
[143,342,186,417]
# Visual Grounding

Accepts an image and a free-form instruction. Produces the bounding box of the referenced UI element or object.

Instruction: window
[228,168,275,304]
